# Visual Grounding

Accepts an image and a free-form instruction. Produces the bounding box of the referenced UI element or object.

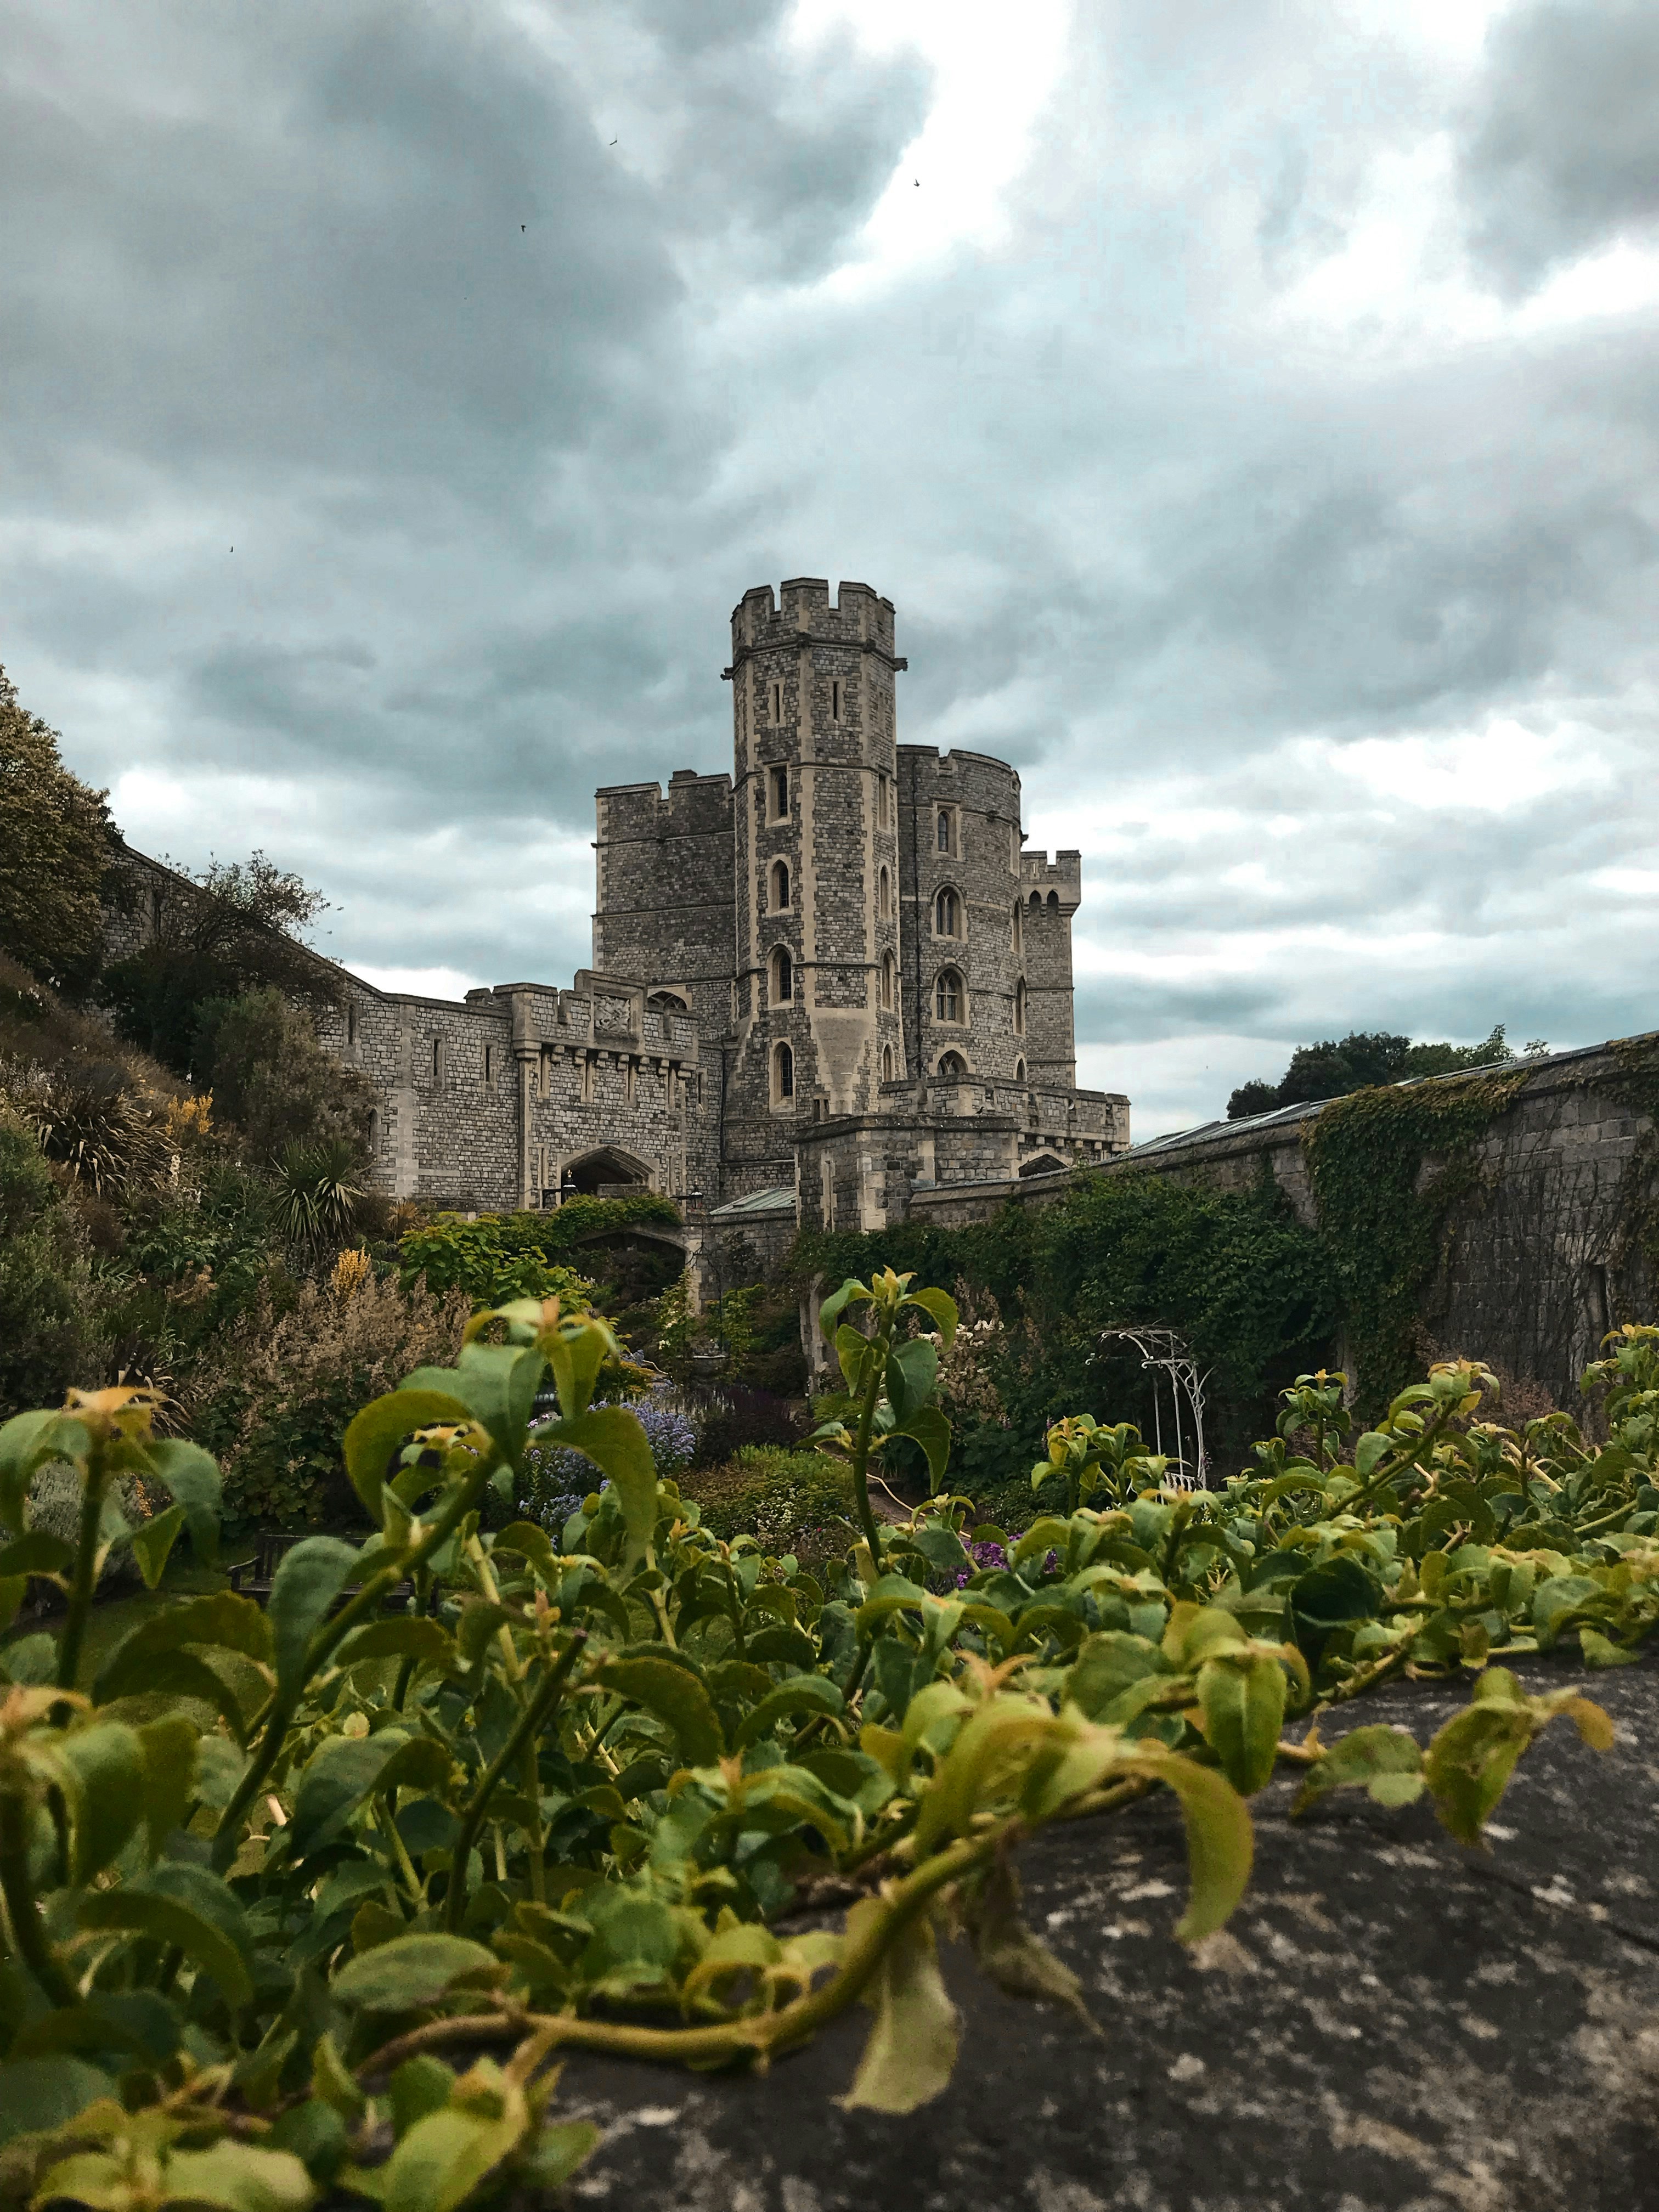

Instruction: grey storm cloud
[1459,0,1659,294]
[2,0,1656,1137]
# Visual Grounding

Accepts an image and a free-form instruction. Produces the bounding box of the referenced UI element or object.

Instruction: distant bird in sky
[611,138,618,145]
[915,178,919,187]
[521,224,526,230]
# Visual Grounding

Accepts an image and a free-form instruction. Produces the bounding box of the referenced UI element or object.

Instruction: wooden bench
[227,1528,412,1609]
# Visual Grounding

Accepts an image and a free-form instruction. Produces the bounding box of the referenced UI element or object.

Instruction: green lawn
[2,1554,238,1692]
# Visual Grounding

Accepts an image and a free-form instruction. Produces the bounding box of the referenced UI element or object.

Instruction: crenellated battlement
[727,578,901,667]
[595,772,734,843]
[1019,849,1082,911]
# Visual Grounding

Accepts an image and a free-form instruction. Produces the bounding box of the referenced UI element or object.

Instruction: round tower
[721,577,907,1189]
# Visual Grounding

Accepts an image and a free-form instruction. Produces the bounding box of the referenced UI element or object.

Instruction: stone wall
[879,1039,1659,1411]
[793,1070,1127,1236]
[100,842,198,966]
[316,968,716,1211]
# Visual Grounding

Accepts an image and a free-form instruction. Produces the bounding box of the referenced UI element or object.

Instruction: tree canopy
[1226,1023,1545,1120]
[0,664,119,995]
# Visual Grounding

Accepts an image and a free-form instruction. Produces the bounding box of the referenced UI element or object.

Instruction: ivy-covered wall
[796,1033,1659,1427]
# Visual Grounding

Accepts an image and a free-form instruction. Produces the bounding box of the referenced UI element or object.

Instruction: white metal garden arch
[1093,1325,1212,1489]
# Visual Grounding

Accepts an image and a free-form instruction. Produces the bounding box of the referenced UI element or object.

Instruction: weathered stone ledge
[556,1653,1659,2212]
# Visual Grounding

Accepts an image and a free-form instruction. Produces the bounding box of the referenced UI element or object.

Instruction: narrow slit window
[882,1043,894,1082]
[770,763,789,819]
[937,809,951,854]
[483,1042,492,1087]
[770,680,783,723]
[771,858,790,911]
[775,1041,794,1102]
[831,679,842,721]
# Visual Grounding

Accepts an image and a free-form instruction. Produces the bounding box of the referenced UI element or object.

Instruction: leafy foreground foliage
[2,1289,1654,2210]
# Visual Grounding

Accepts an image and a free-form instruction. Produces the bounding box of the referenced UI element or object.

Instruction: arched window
[769,763,789,819]
[1014,979,1027,1035]
[1014,1057,1026,1084]
[933,887,960,937]
[878,866,891,921]
[774,1040,794,1102]
[938,1050,967,1076]
[881,951,896,1011]
[647,989,688,1013]
[934,968,963,1024]
[936,810,951,854]
[1047,890,1059,910]
[771,858,790,911]
[1011,902,1023,956]
[882,1043,894,1082]
[770,946,793,1005]
[1029,889,1041,908]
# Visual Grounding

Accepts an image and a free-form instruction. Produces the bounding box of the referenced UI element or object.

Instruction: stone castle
[326,578,1128,1233]
[117,579,1130,1238]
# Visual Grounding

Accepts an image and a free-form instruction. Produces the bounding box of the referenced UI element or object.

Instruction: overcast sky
[4,0,1657,1136]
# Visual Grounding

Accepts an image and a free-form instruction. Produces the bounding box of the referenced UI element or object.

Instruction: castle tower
[720,578,907,1193]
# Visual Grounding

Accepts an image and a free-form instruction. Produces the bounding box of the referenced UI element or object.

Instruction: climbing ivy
[794,1170,1337,1470]
[1302,1071,1528,1414]
[1592,1038,1659,1288]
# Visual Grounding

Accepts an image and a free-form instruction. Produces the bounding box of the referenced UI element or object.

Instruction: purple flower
[956,1539,1009,1588]
[520,1387,695,1531]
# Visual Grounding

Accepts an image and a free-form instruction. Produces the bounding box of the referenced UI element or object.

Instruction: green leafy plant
[271,1139,363,1255]
[397,1205,672,1311]
[0,1289,1646,2210]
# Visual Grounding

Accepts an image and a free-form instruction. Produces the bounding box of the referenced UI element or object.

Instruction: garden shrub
[693,1381,803,1465]
[397,1210,618,1310]
[680,1444,853,1563]
[194,1267,473,1528]
[0,1113,104,1417]
[194,988,376,1166]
